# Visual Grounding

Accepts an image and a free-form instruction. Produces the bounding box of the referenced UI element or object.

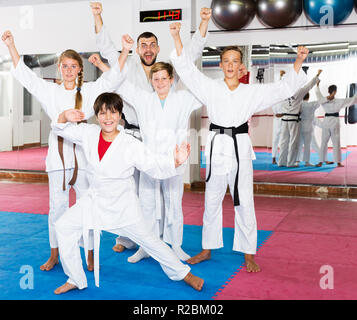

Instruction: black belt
[282,113,300,122]
[325,112,339,117]
[206,122,249,206]
[282,119,300,122]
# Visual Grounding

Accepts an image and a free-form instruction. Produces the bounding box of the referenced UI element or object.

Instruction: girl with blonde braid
[2,30,127,272]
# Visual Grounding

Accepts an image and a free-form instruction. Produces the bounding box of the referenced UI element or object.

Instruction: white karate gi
[118,81,201,246]
[316,86,357,163]
[170,48,307,254]
[297,100,322,163]
[52,123,190,289]
[96,25,207,249]
[271,102,284,160]
[278,76,319,167]
[11,58,125,249]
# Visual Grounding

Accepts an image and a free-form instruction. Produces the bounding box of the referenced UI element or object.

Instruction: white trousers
[115,168,140,248]
[139,172,185,246]
[297,122,320,162]
[272,116,282,158]
[203,159,257,254]
[48,169,88,249]
[55,205,190,290]
[319,125,341,163]
[278,121,301,167]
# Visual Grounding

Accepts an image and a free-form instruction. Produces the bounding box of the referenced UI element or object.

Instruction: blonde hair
[149,62,173,80]
[58,49,84,110]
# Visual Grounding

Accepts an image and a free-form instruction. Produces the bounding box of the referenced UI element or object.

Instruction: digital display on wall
[140,9,182,23]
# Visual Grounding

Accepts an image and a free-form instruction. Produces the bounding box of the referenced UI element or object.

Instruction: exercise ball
[211,0,256,30]
[304,0,354,25]
[257,0,303,28]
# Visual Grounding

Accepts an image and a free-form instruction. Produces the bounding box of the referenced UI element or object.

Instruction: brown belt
[57,120,87,191]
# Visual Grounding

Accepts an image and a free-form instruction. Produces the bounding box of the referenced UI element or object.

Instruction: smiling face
[219,50,242,80]
[59,57,82,83]
[151,69,174,98]
[96,104,121,134]
[136,36,160,67]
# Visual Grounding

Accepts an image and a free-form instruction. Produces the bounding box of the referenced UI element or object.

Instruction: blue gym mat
[0,211,272,300]
[200,151,351,173]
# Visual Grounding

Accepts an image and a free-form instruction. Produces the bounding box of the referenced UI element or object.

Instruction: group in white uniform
[1,2,320,294]
[277,70,321,167]
[89,4,209,263]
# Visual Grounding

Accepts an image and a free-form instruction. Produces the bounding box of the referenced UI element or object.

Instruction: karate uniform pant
[48,169,88,249]
[139,172,185,246]
[319,125,342,163]
[115,168,140,248]
[278,120,301,167]
[297,122,320,162]
[203,159,257,254]
[272,116,282,158]
[55,206,190,289]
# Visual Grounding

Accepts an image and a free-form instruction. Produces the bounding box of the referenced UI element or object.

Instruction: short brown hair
[94,92,123,116]
[149,62,174,79]
[220,46,243,63]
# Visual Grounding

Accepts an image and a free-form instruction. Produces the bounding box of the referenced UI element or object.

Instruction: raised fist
[88,53,103,67]
[122,34,134,51]
[200,7,212,22]
[90,2,102,16]
[296,46,309,62]
[169,22,181,38]
[1,30,14,47]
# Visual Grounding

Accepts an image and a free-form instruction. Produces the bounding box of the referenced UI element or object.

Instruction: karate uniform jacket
[170,48,308,175]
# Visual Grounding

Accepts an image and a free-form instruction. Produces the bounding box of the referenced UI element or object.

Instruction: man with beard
[90,2,209,261]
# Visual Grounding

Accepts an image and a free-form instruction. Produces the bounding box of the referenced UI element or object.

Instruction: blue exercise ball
[304,0,354,25]
[257,0,303,28]
[211,0,256,30]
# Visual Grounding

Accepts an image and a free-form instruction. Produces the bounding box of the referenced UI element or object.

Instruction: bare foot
[54,282,77,295]
[184,272,204,291]
[272,157,277,165]
[337,163,344,167]
[186,249,211,265]
[245,254,261,273]
[40,255,59,271]
[87,250,94,272]
[316,162,322,167]
[112,244,126,253]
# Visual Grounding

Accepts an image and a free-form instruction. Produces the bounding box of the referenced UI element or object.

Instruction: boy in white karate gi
[316,82,357,167]
[169,22,309,271]
[90,3,210,258]
[53,92,204,294]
